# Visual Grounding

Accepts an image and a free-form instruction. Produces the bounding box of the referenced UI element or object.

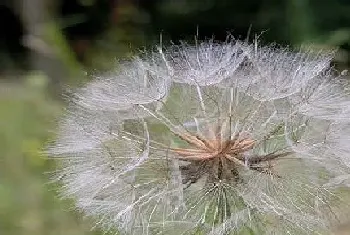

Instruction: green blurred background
[0,0,349,234]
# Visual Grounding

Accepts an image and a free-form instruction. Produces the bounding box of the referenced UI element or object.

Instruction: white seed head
[48,38,350,235]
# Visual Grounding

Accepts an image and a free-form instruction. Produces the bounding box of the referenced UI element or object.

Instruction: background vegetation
[0,0,349,234]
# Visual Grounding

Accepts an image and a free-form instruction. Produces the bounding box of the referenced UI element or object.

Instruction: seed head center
[171,130,255,163]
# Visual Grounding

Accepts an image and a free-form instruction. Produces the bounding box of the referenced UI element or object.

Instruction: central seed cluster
[171,131,255,163]
[169,126,261,186]
[169,123,289,187]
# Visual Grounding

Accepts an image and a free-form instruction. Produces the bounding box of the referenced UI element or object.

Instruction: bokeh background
[1,0,350,234]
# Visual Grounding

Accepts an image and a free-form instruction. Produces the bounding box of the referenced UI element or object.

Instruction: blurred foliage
[0,0,349,235]
[0,74,108,235]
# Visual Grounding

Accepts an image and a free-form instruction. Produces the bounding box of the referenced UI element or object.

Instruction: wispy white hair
[48,37,350,235]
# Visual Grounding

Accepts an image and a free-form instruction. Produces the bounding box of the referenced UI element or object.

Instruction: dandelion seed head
[48,37,350,235]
